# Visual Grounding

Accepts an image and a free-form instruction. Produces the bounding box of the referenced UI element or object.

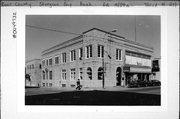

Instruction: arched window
[98,67,104,80]
[87,67,92,80]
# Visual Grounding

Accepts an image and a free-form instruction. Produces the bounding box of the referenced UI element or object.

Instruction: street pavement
[25,86,161,105]
[25,86,160,96]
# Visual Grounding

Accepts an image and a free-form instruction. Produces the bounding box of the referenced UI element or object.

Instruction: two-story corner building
[41,28,153,88]
[25,59,42,87]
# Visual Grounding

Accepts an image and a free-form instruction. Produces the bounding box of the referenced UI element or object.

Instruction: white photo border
[17,7,167,112]
[3,7,176,119]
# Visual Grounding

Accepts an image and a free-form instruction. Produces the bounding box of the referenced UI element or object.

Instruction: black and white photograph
[25,15,161,105]
[1,5,179,119]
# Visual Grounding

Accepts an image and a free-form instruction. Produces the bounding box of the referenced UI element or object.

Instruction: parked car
[127,80,139,88]
[150,80,161,86]
[128,80,151,88]
[137,80,149,87]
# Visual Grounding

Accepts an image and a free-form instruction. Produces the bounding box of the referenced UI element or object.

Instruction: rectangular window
[116,49,122,61]
[42,60,45,67]
[49,58,53,66]
[79,48,83,60]
[49,71,53,80]
[55,56,59,64]
[62,69,66,80]
[39,64,41,69]
[62,52,66,63]
[70,68,76,80]
[43,71,45,80]
[32,64,34,69]
[46,71,48,80]
[90,45,92,57]
[79,68,83,80]
[86,45,92,58]
[43,83,45,87]
[49,83,52,87]
[98,45,104,58]
[62,84,66,87]
[70,50,76,62]
[46,59,48,66]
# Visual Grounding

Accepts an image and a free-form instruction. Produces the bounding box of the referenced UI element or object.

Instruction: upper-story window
[46,59,48,66]
[39,64,41,69]
[62,52,66,63]
[70,50,76,62]
[43,71,45,80]
[55,56,59,65]
[98,45,104,58]
[85,45,92,59]
[49,58,53,66]
[29,65,31,70]
[49,71,53,80]
[42,60,45,67]
[116,49,122,61]
[32,64,34,69]
[79,48,83,60]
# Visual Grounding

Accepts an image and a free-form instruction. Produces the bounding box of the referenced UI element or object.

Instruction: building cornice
[26,59,41,63]
[83,28,153,51]
[42,35,83,55]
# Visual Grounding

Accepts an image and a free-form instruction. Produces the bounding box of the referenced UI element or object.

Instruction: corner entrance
[116,67,122,86]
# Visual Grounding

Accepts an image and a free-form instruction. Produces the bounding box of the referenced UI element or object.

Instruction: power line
[26,25,148,53]
[26,24,110,41]
[26,25,82,36]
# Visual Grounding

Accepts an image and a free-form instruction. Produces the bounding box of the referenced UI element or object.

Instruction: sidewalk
[25,86,127,96]
[26,86,158,96]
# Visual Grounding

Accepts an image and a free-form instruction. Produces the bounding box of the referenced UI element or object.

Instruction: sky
[26,15,160,61]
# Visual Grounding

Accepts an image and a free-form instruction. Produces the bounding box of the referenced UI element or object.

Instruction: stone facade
[41,28,153,88]
[25,59,41,87]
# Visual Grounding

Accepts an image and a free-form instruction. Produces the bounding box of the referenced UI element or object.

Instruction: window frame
[61,52,66,63]
[46,59,49,66]
[98,67,104,80]
[62,69,67,80]
[43,71,45,80]
[42,60,45,67]
[70,50,76,62]
[70,68,76,80]
[49,58,53,66]
[98,45,104,58]
[79,47,83,60]
[87,67,92,80]
[55,55,59,65]
[79,68,83,80]
[85,45,92,59]
[116,49,122,61]
[49,70,53,80]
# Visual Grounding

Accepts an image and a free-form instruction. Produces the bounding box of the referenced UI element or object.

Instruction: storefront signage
[130,67,151,73]
[125,55,151,67]
[123,66,130,72]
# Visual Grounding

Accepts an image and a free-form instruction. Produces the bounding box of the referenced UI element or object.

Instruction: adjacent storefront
[123,50,152,86]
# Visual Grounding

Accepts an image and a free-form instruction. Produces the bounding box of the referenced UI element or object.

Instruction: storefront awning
[123,66,152,73]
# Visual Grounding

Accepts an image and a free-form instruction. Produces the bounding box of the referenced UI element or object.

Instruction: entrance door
[116,67,122,86]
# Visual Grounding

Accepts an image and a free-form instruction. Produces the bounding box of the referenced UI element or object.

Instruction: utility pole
[101,30,115,89]
[102,57,105,88]
[135,16,137,42]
